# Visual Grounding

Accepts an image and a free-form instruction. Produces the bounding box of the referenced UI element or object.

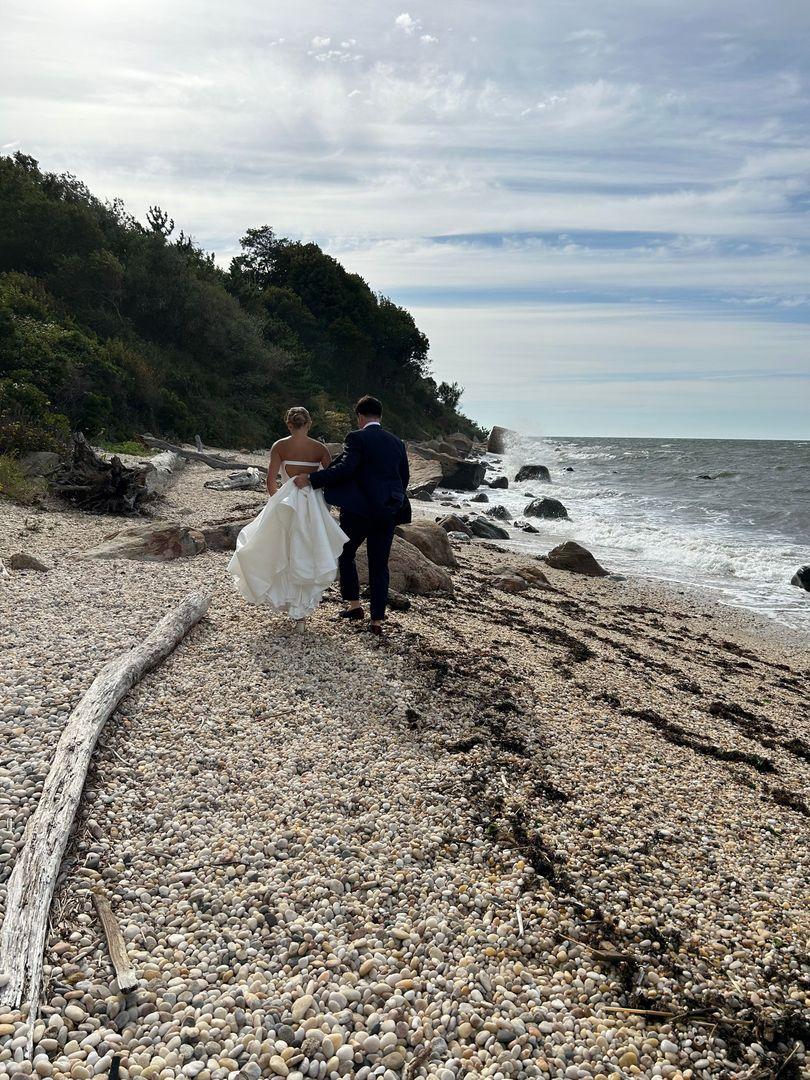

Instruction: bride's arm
[267,444,282,495]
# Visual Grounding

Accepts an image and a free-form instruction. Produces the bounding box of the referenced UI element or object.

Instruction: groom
[293,395,410,634]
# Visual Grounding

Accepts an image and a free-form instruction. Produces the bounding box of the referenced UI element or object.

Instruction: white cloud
[3,0,809,436]
[394,13,420,35]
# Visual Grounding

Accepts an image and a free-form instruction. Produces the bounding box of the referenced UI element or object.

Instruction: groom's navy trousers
[337,509,396,622]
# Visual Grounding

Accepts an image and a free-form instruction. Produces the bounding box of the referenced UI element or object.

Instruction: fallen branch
[600,1005,752,1026]
[92,890,138,992]
[0,591,211,1046]
[139,435,267,475]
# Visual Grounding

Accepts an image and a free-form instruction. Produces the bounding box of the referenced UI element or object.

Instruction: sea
[482,436,810,634]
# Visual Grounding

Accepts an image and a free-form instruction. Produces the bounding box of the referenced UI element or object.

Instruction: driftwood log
[51,434,152,513]
[0,590,212,1042]
[92,890,138,992]
[139,435,267,475]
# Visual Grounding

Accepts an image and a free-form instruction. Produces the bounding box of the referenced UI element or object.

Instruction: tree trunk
[139,435,267,475]
[0,591,212,1041]
[51,434,152,514]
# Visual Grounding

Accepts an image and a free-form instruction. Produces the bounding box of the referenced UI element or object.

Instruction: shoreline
[1,458,808,1080]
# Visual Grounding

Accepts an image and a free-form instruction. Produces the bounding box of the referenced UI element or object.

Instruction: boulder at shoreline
[790,565,810,591]
[487,425,517,454]
[395,521,458,568]
[488,475,509,489]
[469,517,509,540]
[438,514,471,535]
[544,540,608,577]
[515,465,551,483]
[525,497,568,520]
[356,536,453,595]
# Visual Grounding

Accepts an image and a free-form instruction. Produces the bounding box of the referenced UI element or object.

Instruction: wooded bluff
[0,153,482,453]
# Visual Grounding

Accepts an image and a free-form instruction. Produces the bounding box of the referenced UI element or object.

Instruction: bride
[227,407,349,628]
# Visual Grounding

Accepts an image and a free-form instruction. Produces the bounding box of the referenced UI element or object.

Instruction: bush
[0,454,47,505]
[0,378,70,453]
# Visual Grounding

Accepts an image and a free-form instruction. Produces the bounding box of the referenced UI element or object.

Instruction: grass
[0,455,48,505]
[97,439,157,457]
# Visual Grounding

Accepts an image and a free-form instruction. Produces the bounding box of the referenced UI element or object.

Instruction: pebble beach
[1,452,808,1080]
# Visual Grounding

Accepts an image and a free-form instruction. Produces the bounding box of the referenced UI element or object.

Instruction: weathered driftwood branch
[92,890,138,992]
[139,435,267,475]
[0,591,212,1031]
[142,450,185,499]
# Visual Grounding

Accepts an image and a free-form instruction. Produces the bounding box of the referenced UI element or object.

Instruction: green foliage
[97,439,157,456]
[0,152,483,452]
[0,454,48,505]
[0,378,70,453]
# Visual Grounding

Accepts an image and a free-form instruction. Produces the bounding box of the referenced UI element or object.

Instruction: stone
[438,514,471,535]
[492,563,550,593]
[202,519,252,551]
[356,536,454,595]
[790,565,810,591]
[487,426,516,454]
[290,994,314,1020]
[7,552,49,571]
[445,432,474,454]
[488,476,509,489]
[544,540,608,576]
[268,1057,289,1077]
[564,466,574,472]
[79,522,207,562]
[485,505,510,521]
[395,521,458,568]
[515,465,551,483]
[468,517,509,540]
[447,531,471,543]
[407,452,443,496]
[525,497,568,520]
[19,451,61,478]
[470,492,489,503]
[410,447,486,491]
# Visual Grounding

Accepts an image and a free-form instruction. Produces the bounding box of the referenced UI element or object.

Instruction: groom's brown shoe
[339,608,364,621]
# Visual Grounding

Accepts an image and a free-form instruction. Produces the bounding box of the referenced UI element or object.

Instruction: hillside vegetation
[0,153,482,453]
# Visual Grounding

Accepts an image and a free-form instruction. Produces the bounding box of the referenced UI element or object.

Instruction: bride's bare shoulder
[270,436,292,453]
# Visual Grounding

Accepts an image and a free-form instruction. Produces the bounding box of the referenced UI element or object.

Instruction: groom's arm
[309,430,363,490]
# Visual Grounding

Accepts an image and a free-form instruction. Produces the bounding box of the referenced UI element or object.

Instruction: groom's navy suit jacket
[310,424,410,521]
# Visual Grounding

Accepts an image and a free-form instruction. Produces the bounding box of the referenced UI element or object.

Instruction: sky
[2,0,809,438]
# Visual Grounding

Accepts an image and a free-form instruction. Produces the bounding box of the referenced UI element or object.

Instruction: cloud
[394,12,420,35]
[3,0,809,436]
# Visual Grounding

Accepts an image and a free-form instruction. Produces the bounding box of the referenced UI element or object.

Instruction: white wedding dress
[227,460,349,620]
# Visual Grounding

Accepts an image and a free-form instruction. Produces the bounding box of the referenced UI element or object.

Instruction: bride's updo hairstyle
[285,406,311,429]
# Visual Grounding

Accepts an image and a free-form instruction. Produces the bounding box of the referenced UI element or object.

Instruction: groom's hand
[293,474,311,488]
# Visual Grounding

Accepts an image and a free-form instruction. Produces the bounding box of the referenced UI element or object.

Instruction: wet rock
[469,517,509,540]
[544,540,608,576]
[790,565,810,591]
[487,426,516,454]
[487,476,509,489]
[525,497,568,520]
[471,492,489,503]
[515,465,551,483]
[437,514,471,535]
[485,505,511,521]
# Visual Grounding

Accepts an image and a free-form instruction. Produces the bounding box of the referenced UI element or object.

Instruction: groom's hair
[355,395,383,418]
